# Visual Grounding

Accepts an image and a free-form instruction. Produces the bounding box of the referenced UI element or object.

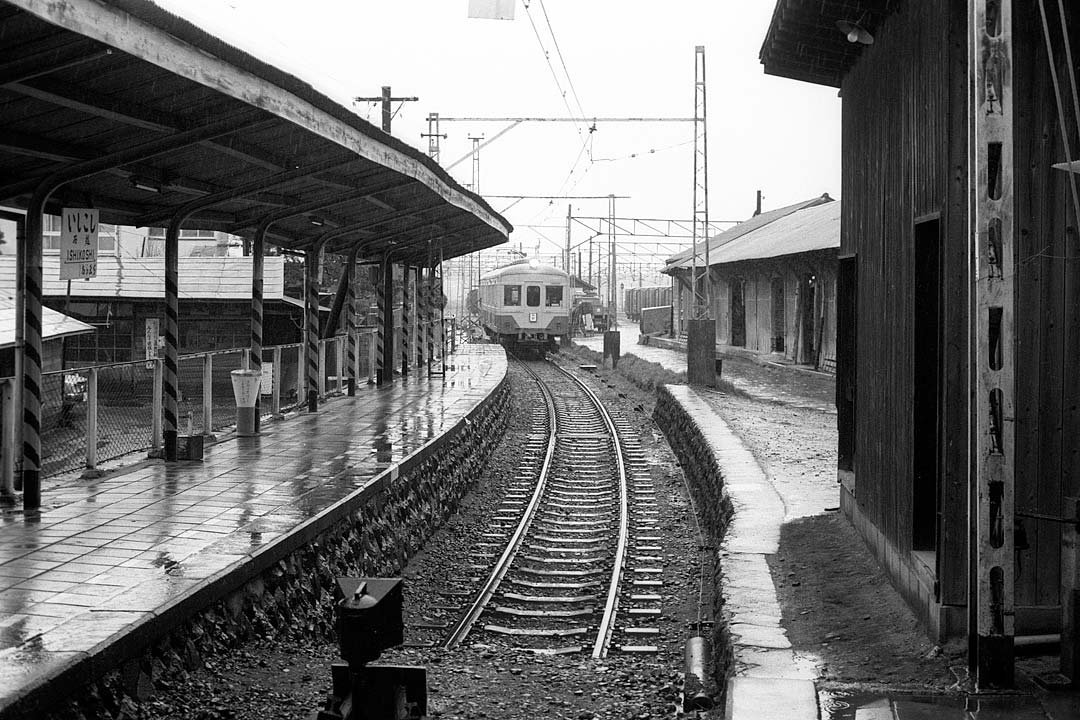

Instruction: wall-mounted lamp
[309,216,325,227]
[130,177,162,193]
[836,18,874,45]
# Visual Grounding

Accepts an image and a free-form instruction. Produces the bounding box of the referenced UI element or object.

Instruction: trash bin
[230,369,261,437]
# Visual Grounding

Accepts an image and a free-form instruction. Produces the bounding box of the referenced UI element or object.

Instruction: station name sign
[59,208,98,280]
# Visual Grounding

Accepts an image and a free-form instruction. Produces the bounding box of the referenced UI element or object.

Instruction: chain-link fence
[7,329,388,481]
[268,343,302,413]
[38,361,157,477]
[95,362,156,466]
[40,370,88,477]
[356,329,374,380]
[176,349,245,435]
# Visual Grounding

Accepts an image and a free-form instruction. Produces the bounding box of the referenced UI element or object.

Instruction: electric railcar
[478,260,571,352]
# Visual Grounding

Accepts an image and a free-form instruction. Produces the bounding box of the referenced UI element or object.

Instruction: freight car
[478,259,571,353]
[624,285,672,322]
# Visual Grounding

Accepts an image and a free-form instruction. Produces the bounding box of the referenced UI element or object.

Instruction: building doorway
[730,277,746,347]
[912,218,942,553]
[770,276,786,352]
[797,274,817,362]
[837,256,857,473]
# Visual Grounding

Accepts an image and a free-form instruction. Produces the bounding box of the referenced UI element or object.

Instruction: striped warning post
[21,209,45,508]
[380,256,395,384]
[375,262,386,385]
[425,264,436,371]
[250,231,264,427]
[435,257,446,372]
[305,246,320,411]
[164,224,180,461]
[401,264,411,376]
[250,234,264,374]
[416,267,426,367]
[346,256,358,396]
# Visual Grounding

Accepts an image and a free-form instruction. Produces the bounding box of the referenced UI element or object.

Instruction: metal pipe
[1014,633,1060,647]
[683,636,714,711]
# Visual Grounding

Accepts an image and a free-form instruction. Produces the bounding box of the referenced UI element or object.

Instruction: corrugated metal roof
[0,294,94,350]
[0,255,296,302]
[0,0,511,265]
[665,194,838,272]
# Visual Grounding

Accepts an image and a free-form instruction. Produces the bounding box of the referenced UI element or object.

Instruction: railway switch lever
[312,577,426,720]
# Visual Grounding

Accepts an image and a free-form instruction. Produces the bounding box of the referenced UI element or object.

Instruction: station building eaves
[759,0,898,89]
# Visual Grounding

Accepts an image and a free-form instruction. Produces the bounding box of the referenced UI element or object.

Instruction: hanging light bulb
[836,19,874,45]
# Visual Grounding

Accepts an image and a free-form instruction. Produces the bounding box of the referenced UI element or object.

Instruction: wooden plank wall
[1011,3,1080,612]
[709,252,837,368]
[841,2,957,596]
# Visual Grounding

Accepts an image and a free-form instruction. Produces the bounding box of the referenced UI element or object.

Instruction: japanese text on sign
[59,208,99,280]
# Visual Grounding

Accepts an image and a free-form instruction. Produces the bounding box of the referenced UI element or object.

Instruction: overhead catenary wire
[522,0,589,137]
[537,0,587,123]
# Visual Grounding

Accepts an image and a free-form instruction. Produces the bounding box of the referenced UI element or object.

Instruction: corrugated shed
[0,294,94,349]
[664,193,836,271]
[0,255,293,302]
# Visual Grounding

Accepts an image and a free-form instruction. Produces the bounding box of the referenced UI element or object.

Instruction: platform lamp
[835,16,874,45]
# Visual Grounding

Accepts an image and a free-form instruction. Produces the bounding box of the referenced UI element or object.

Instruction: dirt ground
[705,359,969,695]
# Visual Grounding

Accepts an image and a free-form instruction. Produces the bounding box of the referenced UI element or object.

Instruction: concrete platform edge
[655,384,818,720]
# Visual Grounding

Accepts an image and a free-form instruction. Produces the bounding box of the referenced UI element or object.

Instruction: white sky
[151,0,840,271]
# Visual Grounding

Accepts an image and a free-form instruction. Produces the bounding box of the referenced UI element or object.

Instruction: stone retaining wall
[651,385,732,698]
[36,378,511,720]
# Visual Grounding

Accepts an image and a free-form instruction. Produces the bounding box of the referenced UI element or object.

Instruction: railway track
[414,357,663,657]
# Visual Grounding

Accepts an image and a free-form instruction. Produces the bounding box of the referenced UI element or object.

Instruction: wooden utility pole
[354,86,419,134]
[970,0,1015,689]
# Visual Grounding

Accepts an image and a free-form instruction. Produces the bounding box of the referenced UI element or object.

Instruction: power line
[522,0,587,135]
[436,116,693,122]
[484,194,631,199]
[537,0,587,121]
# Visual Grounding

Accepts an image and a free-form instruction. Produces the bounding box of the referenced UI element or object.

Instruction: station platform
[0,344,507,719]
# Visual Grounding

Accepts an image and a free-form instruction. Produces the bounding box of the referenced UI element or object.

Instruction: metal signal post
[690,45,710,320]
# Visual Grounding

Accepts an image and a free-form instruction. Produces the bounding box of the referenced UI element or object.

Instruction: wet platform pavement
[0,344,506,718]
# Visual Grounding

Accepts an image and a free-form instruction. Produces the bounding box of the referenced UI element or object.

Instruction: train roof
[481,260,570,282]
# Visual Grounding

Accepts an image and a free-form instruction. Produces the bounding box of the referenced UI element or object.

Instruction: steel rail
[442,358,558,648]
[443,357,629,657]
[547,362,630,658]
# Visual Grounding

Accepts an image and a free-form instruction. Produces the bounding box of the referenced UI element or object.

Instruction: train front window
[545,286,563,307]
[504,285,521,306]
[526,285,541,307]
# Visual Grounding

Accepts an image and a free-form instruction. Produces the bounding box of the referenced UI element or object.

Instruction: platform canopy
[759,0,896,88]
[0,0,512,264]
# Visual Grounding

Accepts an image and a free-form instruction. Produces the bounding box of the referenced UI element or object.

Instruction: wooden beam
[7,78,177,132]
[0,37,109,86]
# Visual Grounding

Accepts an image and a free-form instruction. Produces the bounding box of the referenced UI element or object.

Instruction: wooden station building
[664,194,839,372]
[762,0,1080,687]
[0,0,511,510]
